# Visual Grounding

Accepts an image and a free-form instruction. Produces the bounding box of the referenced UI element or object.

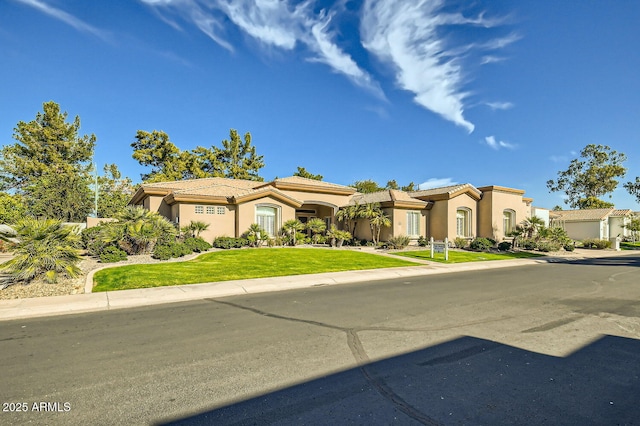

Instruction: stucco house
[549,208,633,240]
[129,176,533,244]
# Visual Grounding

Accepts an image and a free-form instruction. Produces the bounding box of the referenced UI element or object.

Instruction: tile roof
[409,183,481,199]
[550,208,614,221]
[270,176,355,191]
[348,189,428,207]
[142,177,262,191]
[610,209,632,217]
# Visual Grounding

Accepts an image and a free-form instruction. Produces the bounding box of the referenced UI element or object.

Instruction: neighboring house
[531,206,550,227]
[549,208,633,240]
[128,176,533,244]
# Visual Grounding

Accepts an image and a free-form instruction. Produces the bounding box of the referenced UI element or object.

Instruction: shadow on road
[545,254,640,268]
[157,334,640,425]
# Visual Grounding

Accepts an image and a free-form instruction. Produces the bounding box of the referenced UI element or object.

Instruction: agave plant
[0,218,82,286]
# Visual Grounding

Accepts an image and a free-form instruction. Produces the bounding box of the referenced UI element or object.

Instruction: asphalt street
[1,255,639,425]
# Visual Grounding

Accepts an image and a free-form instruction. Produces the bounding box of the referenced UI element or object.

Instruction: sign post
[430,237,449,261]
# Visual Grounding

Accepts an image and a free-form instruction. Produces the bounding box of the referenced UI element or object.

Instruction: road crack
[210,299,443,425]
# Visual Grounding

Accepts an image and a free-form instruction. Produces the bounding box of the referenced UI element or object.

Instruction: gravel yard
[0,251,206,300]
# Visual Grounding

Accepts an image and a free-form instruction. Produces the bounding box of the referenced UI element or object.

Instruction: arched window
[503,210,515,234]
[456,208,471,237]
[256,204,280,236]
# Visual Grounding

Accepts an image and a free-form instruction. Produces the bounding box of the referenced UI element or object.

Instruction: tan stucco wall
[477,191,494,239]
[176,203,236,242]
[428,200,449,241]
[478,190,530,241]
[145,195,171,218]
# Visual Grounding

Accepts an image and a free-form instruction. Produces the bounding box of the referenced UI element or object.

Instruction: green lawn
[92,248,418,292]
[621,242,640,250]
[394,249,544,264]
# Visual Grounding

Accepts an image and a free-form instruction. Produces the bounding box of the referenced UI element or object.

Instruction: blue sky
[1,0,639,209]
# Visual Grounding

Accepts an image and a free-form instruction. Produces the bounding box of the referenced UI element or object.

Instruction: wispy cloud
[360,0,515,133]
[549,155,568,163]
[140,0,383,97]
[484,135,516,150]
[486,101,514,110]
[14,0,109,40]
[480,55,506,65]
[419,177,458,190]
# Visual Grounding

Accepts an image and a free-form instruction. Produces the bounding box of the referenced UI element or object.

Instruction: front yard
[92,248,417,292]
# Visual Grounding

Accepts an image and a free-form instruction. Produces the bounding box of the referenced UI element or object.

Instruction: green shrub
[581,239,611,249]
[498,241,512,251]
[152,242,192,260]
[520,239,538,250]
[564,243,575,252]
[212,236,249,249]
[99,245,128,263]
[386,235,411,249]
[454,237,468,249]
[470,237,493,251]
[152,244,173,260]
[183,237,212,253]
[594,239,612,249]
[537,242,561,252]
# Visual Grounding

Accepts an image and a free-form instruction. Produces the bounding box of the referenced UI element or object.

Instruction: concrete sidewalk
[0,249,636,321]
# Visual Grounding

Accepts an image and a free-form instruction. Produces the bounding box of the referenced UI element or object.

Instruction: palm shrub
[101,206,177,255]
[181,220,210,238]
[282,219,305,246]
[306,218,327,244]
[0,218,82,285]
[326,225,351,247]
[368,208,391,245]
[244,223,268,247]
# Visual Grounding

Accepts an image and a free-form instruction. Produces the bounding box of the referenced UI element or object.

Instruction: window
[195,205,204,214]
[256,205,278,236]
[503,210,515,234]
[407,211,420,236]
[456,209,470,237]
[216,206,225,215]
[206,206,215,215]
